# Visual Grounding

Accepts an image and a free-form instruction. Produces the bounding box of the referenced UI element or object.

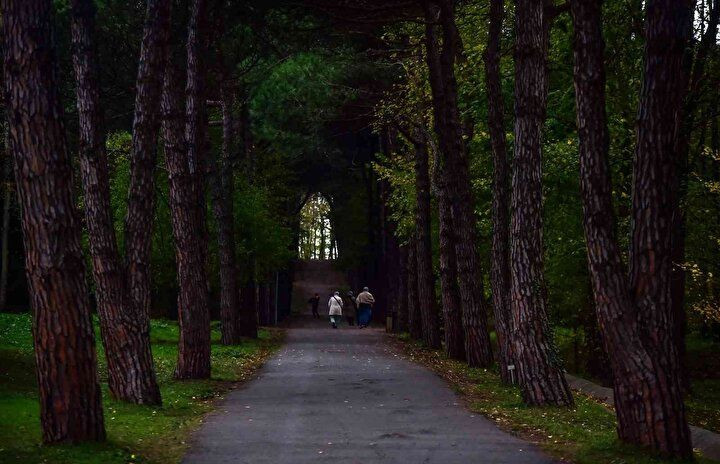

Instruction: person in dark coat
[308,293,320,318]
[344,291,357,326]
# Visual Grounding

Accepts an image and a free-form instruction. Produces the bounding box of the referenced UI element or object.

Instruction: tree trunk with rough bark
[629,0,693,454]
[412,131,441,348]
[511,0,573,406]
[433,145,465,360]
[2,0,106,443]
[570,0,692,456]
[70,0,162,405]
[162,57,211,380]
[124,0,172,326]
[423,0,493,367]
[484,0,513,384]
[406,234,422,340]
[210,81,241,345]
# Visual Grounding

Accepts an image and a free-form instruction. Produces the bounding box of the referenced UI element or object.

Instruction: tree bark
[209,80,241,345]
[162,57,212,380]
[185,0,210,258]
[240,262,259,338]
[397,244,409,333]
[412,131,441,348]
[0,136,12,312]
[124,0,172,326]
[484,0,513,384]
[423,0,493,366]
[2,0,106,443]
[670,0,719,392]
[510,0,573,406]
[406,234,422,340]
[433,145,465,359]
[70,0,162,405]
[629,0,693,454]
[570,0,692,456]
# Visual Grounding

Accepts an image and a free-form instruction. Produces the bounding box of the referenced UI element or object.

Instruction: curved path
[183,315,553,464]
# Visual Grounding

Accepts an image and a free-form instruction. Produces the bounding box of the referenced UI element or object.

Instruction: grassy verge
[0,312,283,464]
[390,333,716,464]
[554,326,720,435]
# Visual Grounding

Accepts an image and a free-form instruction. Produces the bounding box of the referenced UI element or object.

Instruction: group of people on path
[308,287,375,329]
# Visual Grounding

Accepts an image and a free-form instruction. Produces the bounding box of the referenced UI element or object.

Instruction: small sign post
[507,364,516,385]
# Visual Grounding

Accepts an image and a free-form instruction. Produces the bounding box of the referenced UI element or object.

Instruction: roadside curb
[565,374,720,461]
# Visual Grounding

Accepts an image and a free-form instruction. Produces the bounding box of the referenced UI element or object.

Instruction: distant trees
[3,0,106,442]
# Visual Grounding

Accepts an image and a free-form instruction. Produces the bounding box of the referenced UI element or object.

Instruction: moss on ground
[0,312,283,464]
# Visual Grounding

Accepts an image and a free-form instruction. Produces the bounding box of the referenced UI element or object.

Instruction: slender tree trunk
[571,0,692,456]
[424,0,493,366]
[162,57,211,380]
[511,0,573,406]
[484,0,513,384]
[240,257,259,338]
[210,81,241,345]
[406,234,422,340]
[2,0,105,442]
[412,132,441,348]
[433,147,465,359]
[671,0,719,391]
[0,139,12,312]
[397,244,409,333]
[70,0,162,404]
[124,0,172,325]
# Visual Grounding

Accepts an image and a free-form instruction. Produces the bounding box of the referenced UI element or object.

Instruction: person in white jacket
[328,291,343,329]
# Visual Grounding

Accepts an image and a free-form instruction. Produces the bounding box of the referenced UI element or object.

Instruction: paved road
[183,316,554,464]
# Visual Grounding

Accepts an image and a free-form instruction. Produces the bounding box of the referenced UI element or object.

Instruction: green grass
[393,333,717,464]
[0,312,283,464]
[551,326,720,435]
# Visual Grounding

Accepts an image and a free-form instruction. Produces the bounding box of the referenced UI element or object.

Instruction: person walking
[356,287,375,328]
[308,293,320,319]
[328,291,343,329]
[344,290,357,326]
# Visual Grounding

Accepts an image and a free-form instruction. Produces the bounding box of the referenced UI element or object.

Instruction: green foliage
[0,313,283,464]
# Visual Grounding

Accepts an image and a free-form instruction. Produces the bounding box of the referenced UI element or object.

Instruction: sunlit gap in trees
[298,193,338,260]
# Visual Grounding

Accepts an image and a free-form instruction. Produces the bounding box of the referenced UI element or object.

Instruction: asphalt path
[183,316,554,464]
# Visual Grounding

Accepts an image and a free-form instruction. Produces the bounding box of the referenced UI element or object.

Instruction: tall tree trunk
[70,0,161,404]
[423,0,493,367]
[629,0,693,453]
[406,234,422,340]
[433,146,465,359]
[484,0,513,384]
[511,0,573,406]
[412,131,441,348]
[0,138,12,312]
[124,0,172,325]
[210,80,241,345]
[671,0,719,391]
[397,244,409,332]
[2,0,105,443]
[162,58,211,380]
[570,0,692,456]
